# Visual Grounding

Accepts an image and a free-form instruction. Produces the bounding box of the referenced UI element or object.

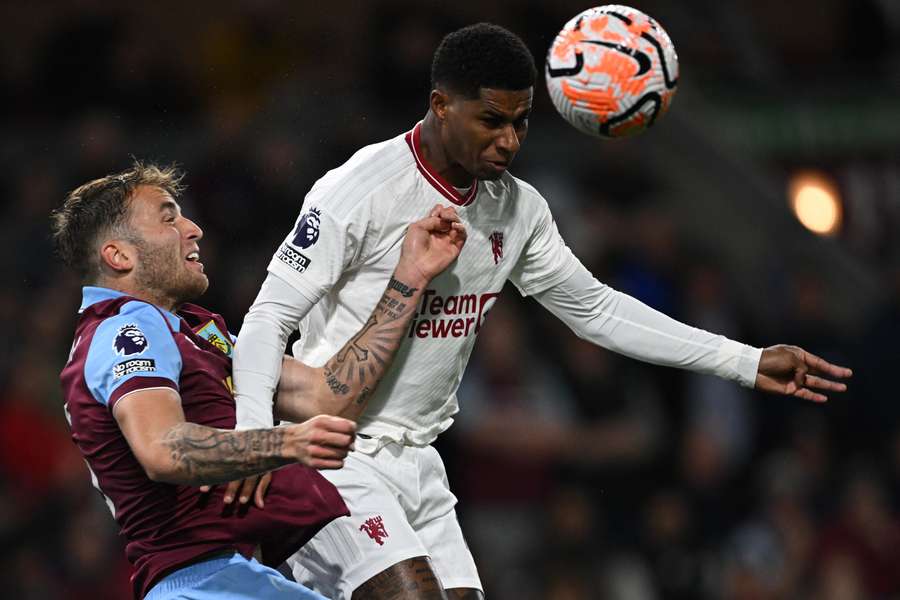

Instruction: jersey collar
[405,122,478,207]
[79,286,128,312]
[79,286,180,329]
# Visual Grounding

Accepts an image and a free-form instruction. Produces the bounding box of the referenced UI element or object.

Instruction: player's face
[443,87,532,181]
[127,185,208,304]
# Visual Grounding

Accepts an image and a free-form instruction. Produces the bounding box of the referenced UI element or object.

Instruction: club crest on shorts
[359,515,389,546]
[113,323,149,356]
[489,231,503,264]
[291,207,321,249]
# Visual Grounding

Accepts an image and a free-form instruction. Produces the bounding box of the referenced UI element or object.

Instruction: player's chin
[184,273,210,299]
[196,274,210,295]
[476,162,508,180]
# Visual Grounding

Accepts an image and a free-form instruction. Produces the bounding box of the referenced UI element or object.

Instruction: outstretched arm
[275,206,467,422]
[535,260,762,385]
[535,259,851,401]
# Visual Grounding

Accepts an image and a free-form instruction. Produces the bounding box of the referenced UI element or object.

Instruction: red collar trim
[405,122,478,207]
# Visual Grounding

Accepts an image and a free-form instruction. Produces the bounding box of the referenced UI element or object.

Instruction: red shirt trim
[405,122,478,207]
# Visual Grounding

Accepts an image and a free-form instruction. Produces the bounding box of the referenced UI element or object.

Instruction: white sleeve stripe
[113,386,179,408]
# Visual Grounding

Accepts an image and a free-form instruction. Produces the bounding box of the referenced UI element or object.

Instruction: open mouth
[185,250,204,271]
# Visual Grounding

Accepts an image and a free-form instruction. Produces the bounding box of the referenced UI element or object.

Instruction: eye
[481,116,502,129]
[515,115,530,129]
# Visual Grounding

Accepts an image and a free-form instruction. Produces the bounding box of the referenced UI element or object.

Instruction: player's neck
[96,277,178,312]
[420,113,475,189]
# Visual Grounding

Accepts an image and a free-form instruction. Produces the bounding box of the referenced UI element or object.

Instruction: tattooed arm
[275,269,427,422]
[275,206,468,422]
[113,387,355,486]
[201,207,466,505]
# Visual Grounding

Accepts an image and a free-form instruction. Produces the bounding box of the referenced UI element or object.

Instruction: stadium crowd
[2,1,898,598]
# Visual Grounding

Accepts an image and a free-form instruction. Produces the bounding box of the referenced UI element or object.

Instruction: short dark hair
[431,23,537,98]
[51,160,184,280]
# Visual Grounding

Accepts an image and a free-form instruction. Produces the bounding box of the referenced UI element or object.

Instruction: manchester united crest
[488,231,503,264]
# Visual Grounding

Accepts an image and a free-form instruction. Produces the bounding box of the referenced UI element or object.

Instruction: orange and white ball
[545,5,679,138]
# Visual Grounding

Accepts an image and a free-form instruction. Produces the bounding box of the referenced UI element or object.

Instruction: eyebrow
[481,107,531,120]
[159,200,179,213]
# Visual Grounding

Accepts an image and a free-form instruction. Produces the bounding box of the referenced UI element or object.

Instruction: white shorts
[287,442,481,599]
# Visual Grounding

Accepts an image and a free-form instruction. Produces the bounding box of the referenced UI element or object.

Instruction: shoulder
[88,300,174,355]
[84,300,182,406]
[305,132,416,219]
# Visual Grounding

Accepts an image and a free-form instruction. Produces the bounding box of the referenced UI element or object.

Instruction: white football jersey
[267,123,579,449]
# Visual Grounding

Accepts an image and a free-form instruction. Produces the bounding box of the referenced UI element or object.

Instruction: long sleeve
[232,273,319,429]
[533,256,762,387]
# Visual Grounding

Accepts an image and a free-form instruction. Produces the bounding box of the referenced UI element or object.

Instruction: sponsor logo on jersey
[291,207,321,249]
[489,231,503,264]
[112,358,156,379]
[359,515,389,546]
[113,323,149,356]
[276,242,312,274]
[195,319,233,357]
[407,290,500,339]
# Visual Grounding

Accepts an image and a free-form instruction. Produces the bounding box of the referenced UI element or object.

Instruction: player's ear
[99,239,136,274]
[430,88,451,121]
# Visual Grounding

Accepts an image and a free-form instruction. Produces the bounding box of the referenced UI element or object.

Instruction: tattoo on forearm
[161,423,287,485]
[322,277,422,413]
[324,367,350,395]
[356,386,372,405]
[378,295,407,321]
[335,315,379,364]
[447,589,485,599]
[351,556,444,600]
[387,276,418,298]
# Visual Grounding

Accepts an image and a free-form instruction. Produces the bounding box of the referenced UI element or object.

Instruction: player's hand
[397,205,467,285]
[199,472,273,509]
[285,414,356,469]
[755,344,852,402]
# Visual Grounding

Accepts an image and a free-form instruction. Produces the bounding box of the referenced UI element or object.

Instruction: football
[545,5,679,138]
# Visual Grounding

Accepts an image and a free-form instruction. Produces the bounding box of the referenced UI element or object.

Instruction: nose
[181,216,203,241]
[495,124,520,157]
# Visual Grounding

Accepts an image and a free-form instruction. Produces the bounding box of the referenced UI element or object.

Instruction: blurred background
[1,0,898,598]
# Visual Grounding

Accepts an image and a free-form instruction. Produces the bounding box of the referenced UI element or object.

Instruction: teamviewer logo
[407,290,501,338]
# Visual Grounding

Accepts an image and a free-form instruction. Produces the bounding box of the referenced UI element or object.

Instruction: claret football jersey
[61,287,347,599]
